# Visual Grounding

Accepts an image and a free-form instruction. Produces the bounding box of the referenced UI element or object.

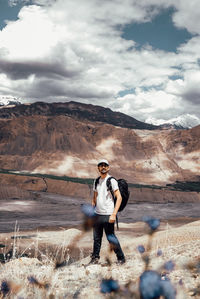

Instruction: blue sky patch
[117,85,165,98]
[141,84,164,92]
[0,1,23,30]
[169,74,183,80]
[117,88,136,97]
[122,8,193,52]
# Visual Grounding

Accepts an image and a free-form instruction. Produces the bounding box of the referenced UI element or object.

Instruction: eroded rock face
[0,102,199,185]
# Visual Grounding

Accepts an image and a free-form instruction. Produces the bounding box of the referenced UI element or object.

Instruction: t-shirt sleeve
[111,178,119,192]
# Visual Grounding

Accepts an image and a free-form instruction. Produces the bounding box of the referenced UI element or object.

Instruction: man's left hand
[109,214,116,223]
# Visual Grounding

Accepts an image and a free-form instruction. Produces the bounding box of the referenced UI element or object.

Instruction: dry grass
[0,220,199,298]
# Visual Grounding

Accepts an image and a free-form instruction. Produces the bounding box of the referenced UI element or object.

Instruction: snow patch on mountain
[0,95,21,106]
[145,114,200,129]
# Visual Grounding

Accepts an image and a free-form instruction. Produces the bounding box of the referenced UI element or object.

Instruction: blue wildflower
[137,245,145,254]
[160,279,176,299]
[0,281,10,297]
[143,216,160,231]
[139,270,162,299]
[100,279,119,294]
[27,276,49,289]
[27,276,38,284]
[164,260,175,272]
[140,270,176,299]
[157,249,163,257]
[81,204,96,218]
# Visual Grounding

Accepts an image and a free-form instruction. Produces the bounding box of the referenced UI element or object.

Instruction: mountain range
[146,114,200,129]
[1,97,199,129]
[0,100,158,130]
[0,101,199,185]
[0,96,21,107]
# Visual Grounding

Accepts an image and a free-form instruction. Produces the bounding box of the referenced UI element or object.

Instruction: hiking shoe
[117,258,126,265]
[89,257,99,265]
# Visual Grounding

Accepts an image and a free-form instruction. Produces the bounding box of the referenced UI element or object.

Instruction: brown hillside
[0,115,200,184]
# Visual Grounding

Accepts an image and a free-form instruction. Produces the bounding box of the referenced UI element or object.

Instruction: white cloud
[111,87,181,121]
[165,69,200,109]
[172,0,200,34]
[0,0,200,122]
[1,6,62,59]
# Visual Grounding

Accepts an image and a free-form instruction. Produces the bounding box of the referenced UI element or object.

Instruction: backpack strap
[116,215,119,230]
[94,176,101,190]
[106,176,116,198]
[106,176,119,230]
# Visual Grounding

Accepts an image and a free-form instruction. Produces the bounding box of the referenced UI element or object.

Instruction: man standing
[90,159,125,264]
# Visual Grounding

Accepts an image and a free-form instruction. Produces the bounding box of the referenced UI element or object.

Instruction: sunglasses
[98,163,109,167]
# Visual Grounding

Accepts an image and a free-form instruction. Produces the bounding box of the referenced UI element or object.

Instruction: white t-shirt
[93,175,119,215]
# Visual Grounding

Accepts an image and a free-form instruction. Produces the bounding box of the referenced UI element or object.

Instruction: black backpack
[94,176,130,212]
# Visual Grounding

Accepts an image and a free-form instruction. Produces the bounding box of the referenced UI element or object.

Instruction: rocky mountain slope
[0,101,158,130]
[0,102,199,185]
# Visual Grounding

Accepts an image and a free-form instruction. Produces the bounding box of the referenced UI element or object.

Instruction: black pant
[92,214,125,260]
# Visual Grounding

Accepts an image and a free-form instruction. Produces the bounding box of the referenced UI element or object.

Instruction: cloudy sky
[0,0,200,124]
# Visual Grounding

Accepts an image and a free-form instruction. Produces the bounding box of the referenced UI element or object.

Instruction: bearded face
[98,163,109,175]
